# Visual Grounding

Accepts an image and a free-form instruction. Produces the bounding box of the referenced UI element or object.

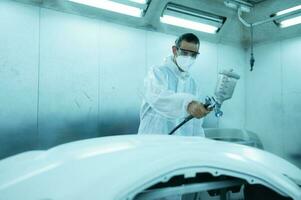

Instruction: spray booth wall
[245,36,301,168]
[0,0,245,159]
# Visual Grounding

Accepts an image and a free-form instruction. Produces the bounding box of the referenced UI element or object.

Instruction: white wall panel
[98,22,146,135]
[146,31,176,70]
[0,0,39,157]
[39,9,99,148]
[245,42,284,156]
[281,37,301,166]
[282,37,301,93]
[245,36,301,168]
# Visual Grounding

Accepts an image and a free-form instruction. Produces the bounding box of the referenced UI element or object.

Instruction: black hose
[168,115,194,135]
[168,103,211,135]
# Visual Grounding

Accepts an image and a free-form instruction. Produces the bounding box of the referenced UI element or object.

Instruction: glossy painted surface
[0,135,300,200]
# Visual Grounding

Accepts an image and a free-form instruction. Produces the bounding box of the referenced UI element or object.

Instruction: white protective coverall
[138,55,204,136]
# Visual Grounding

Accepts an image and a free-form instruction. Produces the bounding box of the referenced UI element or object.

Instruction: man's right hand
[187,101,210,119]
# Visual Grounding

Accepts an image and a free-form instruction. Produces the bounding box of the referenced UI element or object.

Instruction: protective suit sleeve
[144,67,198,119]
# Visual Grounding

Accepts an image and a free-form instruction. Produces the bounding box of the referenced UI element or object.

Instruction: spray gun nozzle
[204,96,223,117]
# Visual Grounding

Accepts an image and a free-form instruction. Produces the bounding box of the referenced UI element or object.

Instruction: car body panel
[0,135,300,200]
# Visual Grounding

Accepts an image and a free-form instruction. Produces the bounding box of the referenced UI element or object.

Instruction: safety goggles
[176,47,200,58]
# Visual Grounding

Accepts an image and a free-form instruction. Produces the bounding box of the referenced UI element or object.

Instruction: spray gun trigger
[204,96,223,117]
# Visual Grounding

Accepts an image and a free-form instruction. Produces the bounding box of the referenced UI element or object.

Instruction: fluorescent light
[129,0,147,4]
[69,0,143,17]
[160,3,225,34]
[280,15,301,28]
[275,5,301,16]
[160,15,219,34]
[271,5,301,28]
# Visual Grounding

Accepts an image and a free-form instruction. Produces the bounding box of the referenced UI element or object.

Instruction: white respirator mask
[176,55,196,72]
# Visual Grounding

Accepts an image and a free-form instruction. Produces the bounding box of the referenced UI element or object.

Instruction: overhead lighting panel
[271,5,301,28]
[129,0,148,4]
[280,16,301,28]
[275,5,301,16]
[69,0,150,17]
[160,3,226,34]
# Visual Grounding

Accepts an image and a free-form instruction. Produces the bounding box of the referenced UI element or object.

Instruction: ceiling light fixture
[271,5,301,28]
[160,3,226,34]
[280,15,301,28]
[275,5,301,16]
[129,0,148,4]
[69,0,150,17]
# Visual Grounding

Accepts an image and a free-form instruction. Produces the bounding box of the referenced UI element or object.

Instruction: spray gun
[168,69,240,135]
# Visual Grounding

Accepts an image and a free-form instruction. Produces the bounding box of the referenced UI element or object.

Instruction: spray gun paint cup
[213,69,240,117]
